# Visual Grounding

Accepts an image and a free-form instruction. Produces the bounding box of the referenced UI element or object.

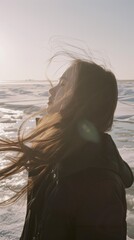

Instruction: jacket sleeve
[74,177,127,240]
[119,160,134,188]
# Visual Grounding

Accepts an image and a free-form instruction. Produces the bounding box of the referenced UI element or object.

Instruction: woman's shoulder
[59,165,123,191]
[57,132,133,189]
[101,133,134,187]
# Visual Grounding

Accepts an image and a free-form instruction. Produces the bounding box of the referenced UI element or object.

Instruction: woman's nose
[49,87,53,95]
[49,86,55,94]
[49,86,57,95]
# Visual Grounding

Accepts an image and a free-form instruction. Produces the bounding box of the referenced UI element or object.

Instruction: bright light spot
[78,119,100,143]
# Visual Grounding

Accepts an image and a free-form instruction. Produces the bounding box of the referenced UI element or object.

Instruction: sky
[0,0,134,81]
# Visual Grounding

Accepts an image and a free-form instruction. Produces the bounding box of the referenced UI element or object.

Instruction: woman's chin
[47,104,56,114]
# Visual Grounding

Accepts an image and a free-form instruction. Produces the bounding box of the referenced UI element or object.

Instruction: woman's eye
[60,82,65,87]
[59,77,66,87]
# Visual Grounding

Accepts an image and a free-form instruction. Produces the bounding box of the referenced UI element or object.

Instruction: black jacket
[20,133,133,240]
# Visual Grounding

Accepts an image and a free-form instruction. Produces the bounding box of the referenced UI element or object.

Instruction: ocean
[0,80,134,239]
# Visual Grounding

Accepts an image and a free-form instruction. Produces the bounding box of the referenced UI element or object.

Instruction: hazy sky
[0,0,134,81]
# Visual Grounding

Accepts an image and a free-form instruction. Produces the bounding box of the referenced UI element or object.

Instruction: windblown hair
[0,59,118,205]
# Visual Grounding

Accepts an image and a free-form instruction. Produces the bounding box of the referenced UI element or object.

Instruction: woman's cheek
[54,90,64,103]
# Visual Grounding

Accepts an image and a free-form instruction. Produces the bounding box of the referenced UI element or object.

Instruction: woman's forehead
[61,64,76,81]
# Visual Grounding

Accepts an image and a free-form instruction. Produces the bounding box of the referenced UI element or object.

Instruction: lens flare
[78,119,100,143]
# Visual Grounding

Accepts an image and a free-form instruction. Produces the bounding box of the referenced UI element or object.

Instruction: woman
[0,59,133,240]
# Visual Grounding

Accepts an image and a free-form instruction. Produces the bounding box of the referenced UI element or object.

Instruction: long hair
[0,59,118,205]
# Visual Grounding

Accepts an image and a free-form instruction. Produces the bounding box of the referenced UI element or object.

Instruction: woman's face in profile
[47,65,76,113]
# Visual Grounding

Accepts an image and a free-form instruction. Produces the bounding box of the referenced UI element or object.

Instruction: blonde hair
[0,59,117,205]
